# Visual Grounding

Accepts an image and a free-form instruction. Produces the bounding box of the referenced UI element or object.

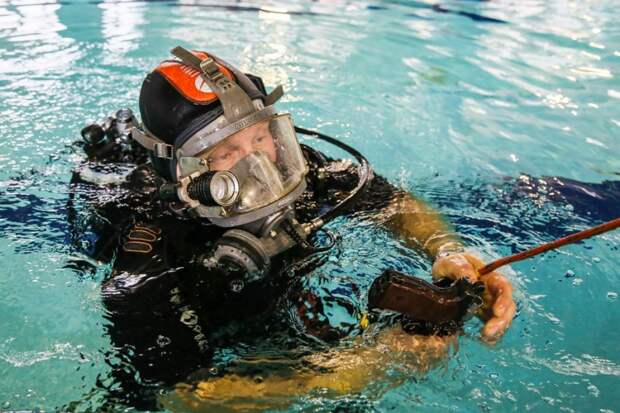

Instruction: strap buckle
[200,58,222,80]
[155,142,174,159]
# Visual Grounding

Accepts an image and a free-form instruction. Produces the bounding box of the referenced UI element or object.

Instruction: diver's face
[206,121,277,171]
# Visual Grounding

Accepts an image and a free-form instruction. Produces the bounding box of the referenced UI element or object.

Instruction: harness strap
[265,85,284,106]
[131,126,174,159]
[169,46,202,68]
[171,46,256,123]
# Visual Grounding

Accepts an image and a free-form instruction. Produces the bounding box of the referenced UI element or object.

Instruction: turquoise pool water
[1,0,619,411]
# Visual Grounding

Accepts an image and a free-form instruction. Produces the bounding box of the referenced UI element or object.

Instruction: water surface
[0,0,619,411]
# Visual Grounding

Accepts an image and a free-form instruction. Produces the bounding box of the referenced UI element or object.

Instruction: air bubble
[587,384,600,397]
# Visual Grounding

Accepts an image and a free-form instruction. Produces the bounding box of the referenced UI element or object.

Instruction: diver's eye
[213,151,233,161]
[254,135,267,144]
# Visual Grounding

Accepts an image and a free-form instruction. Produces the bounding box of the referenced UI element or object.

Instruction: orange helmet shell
[155,51,234,104]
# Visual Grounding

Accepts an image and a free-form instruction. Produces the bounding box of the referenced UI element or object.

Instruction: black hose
[308,228,338,252]
[295,126,373,226]
[283,218,338,253]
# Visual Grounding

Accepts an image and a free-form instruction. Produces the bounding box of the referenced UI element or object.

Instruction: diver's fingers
[492,291,513,318]
[485,273,514,318]
[453,264,478,283]
[453,253,485,281]
[481,300,516,343]
[478,271,516,342]
[483,279,515,337]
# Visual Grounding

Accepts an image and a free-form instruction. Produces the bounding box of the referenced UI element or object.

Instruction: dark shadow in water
[425,4,506,24]
[0,176,69,254]
[385,0,507,23]
[415,174,620,253]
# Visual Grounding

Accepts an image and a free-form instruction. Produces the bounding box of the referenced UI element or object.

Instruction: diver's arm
[162,327,454,411]
[318,161,464,258]
[325,162,464,260]
[382,192,516,342]
[383,191,464,259]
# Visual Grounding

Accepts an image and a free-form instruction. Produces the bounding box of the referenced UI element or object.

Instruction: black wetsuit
[68,137,397,410]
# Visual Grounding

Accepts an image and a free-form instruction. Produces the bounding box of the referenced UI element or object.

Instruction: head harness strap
[131,125,173,159]
[170,46,256,123]
[132,46,286,161]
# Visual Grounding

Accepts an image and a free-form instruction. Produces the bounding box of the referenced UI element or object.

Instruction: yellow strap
[359,313,369,329]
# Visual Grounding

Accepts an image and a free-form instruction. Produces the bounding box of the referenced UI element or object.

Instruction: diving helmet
[132,46,311,276]
[133,46,308,229]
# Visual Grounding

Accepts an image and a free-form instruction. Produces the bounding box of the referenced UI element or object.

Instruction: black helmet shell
[138,51,268,181]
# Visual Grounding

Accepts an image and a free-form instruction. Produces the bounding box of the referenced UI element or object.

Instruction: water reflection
[398,0,618,178]
[99,0,145,58]
[165,0,371,110]
[0,0,78,75]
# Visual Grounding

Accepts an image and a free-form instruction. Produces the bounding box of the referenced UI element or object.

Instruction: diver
[70,46,515,410]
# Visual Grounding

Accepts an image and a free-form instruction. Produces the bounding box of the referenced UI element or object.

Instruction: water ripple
[0,0,619,411]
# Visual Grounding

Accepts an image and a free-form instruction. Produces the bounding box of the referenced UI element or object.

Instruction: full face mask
[131,46,311,278]
[175,113,309,228]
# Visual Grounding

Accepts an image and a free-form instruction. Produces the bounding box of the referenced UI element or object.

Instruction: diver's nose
[239,140,254,158]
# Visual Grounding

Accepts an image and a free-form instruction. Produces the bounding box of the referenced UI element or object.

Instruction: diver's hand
[432,253,516,343]
[477,269,516,343]
[432,252,479,283]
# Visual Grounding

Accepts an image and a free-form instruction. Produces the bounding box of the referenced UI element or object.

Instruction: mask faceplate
[178,114,308,227]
